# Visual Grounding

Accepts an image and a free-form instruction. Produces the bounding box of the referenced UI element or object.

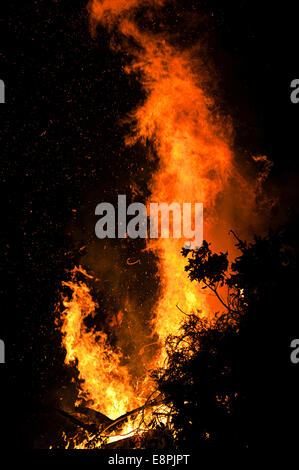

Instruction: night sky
[1,0,299,450]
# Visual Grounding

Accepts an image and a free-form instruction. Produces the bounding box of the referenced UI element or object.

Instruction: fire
[127,41,235,341]
[60,266,141,419]
[56,0,263,447]
[88,0,255,343]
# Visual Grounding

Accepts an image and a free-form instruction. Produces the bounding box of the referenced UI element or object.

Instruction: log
[76,406,113,427]
[101,395,164,435]
[55,407,101,435]
[55,394,164,439]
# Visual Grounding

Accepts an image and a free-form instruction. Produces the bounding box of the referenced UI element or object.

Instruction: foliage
[152,217,299,450]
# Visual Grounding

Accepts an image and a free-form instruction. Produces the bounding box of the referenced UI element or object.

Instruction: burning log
[55,407,98,434]
[55,395,164,439]
[76,406,113,427]
[100,395,164,435]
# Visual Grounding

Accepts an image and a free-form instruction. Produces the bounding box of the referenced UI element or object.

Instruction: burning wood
[55,407,104,435]
[56,394,164,442]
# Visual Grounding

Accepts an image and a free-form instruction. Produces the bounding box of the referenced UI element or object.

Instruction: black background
[1,0,299,452]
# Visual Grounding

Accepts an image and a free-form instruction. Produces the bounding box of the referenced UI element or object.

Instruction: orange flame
[88,0,257,341]
[57,0,265,447]
[60,266,141,419]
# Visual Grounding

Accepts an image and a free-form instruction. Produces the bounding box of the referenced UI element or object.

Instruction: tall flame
[57,0,263,446]
[88,0,256,341]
